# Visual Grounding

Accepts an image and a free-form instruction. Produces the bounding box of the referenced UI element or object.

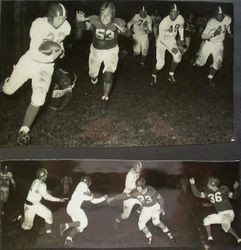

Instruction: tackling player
[0,2,71,145]
[151,9,162,40]
[59,176,108,246]
[0,164,16,216]
[113,161,142,229]
[75,2,131,107]
[151,3,184,85]
[189,177,241,244]
[127,6,152,67]
[108,178,174,245]
[193,6,233,86]
[16,168,67,237]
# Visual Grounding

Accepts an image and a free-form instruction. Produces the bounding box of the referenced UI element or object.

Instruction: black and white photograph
[0,159,240,249]
[0,0,235,147]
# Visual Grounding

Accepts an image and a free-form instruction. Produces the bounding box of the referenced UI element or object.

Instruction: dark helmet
[215,6,225,21]
[36,168,48,180]
[81,175,92,187]
[170,3,179,13]
[136,177,146,189]
[140,6,147,18]
[1,164,8,173]
[47,2,67,20]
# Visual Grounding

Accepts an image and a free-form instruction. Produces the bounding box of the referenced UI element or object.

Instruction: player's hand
[160,210,165,216]
[51,48,63,61]
[189,178,195,184]
[233,181,239,189]
[228,33,233,39]
[76,11,88,22]
[107,197,114,204]
[114,23,126,33]
[171,47,179,54]
[59,197,69,202]
[213,28,221,37]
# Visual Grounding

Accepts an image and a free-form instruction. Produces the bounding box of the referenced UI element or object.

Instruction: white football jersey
[129,14,152,35]
[28,17,71,63]
[26,179,59,203]
[158,15,184,40]
[123,169,140,194]
[202,15,231,43]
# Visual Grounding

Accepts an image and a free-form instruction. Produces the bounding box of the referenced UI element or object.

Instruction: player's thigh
[3,55,30,95]
[168,41,182,63]
[156,42,166,69]
[31,63,54,106]
[22,204,36,230]
[103,46,119,73]
[203,213,221,225]
[141,35,149,55]
[196,41,211,66]
[138,207,152,227]
[212,43,224,70]
[133,34,141,53]
[151,204,161,225]
[88,45,103,76]
[36,203,53,222]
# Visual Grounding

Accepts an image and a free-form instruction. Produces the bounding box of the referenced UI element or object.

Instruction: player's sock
[68,221,80,228]
[22,104,40,129]
[69,228,79,239]
[228,227,241,242]
[45,223,52,234]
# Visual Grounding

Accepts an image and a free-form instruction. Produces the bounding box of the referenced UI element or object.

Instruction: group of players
[1,162,240,247]
[0,2,233,146]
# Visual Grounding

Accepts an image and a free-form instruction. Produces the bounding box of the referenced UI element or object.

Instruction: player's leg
[138,207,152,244]
[208,43,224,87]
[21,204,36,231]
[184,37,191,54]
[88,45,102,84]
[168,41,182,83]
[102,46,119,102]
[132,34,141,56]
[203,213,219,241]
[221,211,241,243]
[152,204,174,240]
[151,42,166,85]
[194,41,210,68]
[140,34,149,67]
[36,203,54,234]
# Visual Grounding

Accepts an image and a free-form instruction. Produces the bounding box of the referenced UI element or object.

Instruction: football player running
[15,168,67,237]
[193,6,233,87]
[151,3,184,85]
[107,178,174,245]
[0,164,16,216]
[189,177,241,244]
[75,2,131,107]
[59,176,108,247]
[113,161,142,229]
[127,6,152,67]
[1,3,71,145]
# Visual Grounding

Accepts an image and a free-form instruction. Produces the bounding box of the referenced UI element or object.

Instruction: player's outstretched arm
[107,193,128,204]
[91,194,108,204]
[75,11,90,39]
[189,178,205,198]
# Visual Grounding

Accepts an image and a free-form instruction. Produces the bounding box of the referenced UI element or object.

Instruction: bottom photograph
[0,160,240,250]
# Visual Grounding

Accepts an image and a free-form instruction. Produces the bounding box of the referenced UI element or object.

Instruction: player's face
[52,16,66,29]
[216,13,224,22]
[140,10,147,18]
[207,183,218,192]
[100,10,112,26]
[170,10,179,21]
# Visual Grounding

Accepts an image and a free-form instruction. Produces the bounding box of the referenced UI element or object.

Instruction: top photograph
[0,0,235,147]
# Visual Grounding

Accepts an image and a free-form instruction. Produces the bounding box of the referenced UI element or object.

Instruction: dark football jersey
[203,186,233,212]
[89,15,126,50]
[131,186,160,207]
[185,20,196,37]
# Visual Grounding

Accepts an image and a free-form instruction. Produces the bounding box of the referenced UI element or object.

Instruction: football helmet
[207,176,220,188]
[47,3,67,28]
[215,6,225,22]
[36,168,48,181]
[140,6,147,18]
[136,178,146,189]
[100,2,115,25]
[169,3,179,21]
[1,164,8,174]
[81,175,92,187]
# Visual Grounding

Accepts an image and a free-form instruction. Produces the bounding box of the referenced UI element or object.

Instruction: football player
[151,3,185,85]
[16,168,67,237]
[61,175,73,195]
[0,164,16,216]
[193,6,233,86]
[108,178,174,245]
[59,176,108,246]
[189,177,241,244]
[75,2,131,106]
[113,161,143,229]
[1,3,71,145]
[127,6,152,67]
[183,13,196,54]
[151,9,162,40]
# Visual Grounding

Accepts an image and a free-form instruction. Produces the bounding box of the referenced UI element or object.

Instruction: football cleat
[59,224,68,237]
[91,77,98,85]
[237,238,241,244]
[168,74,176,84]
[167,232,174,241]
[150,74,157,85]
[17,131,31,146]
[208,236,213,241]
[65,238,74,247]
[147,236,152,245]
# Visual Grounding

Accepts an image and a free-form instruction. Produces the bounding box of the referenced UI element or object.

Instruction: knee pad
[214,58,222,70]
[152,218,160,226]
[103,71,113,84]
[45,213,53,225]
[22,222,33,231]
